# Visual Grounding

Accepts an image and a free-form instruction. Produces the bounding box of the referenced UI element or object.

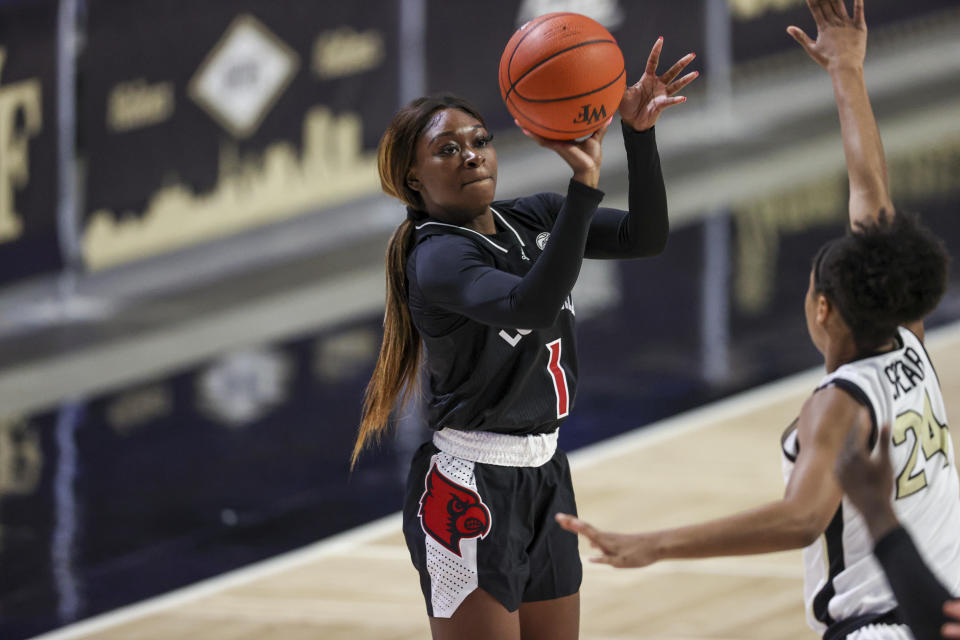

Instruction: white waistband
[432,428,558,467]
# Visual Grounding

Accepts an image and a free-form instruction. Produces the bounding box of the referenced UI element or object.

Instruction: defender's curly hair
[813,211,949,353]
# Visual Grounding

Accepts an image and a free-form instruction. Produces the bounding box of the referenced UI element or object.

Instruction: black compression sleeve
[874,526,953,640]
[414,179,602,328]
[584,122,669,258]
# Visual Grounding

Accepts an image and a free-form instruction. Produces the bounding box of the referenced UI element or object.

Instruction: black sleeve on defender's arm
[874,526,954,640]
[584,122,669,259]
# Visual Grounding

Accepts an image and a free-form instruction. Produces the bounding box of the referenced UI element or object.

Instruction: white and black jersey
[782,327,960,637]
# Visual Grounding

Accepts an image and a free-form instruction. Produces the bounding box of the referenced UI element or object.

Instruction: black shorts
[402,440,582,618]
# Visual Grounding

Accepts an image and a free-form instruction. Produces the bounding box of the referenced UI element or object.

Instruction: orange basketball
[499,12,626,140]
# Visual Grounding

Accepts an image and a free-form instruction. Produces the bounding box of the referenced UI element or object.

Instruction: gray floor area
[1,10,958,417]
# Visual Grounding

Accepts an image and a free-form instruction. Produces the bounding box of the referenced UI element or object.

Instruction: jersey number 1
[546,339,569,419]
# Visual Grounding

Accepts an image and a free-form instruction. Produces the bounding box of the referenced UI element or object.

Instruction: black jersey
[406,123,668,435]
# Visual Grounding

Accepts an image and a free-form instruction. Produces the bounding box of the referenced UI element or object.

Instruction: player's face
[805,269,827,355]
[408,108,498,225]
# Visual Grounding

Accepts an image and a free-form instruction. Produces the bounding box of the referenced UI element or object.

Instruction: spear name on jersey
[884,346,925,400]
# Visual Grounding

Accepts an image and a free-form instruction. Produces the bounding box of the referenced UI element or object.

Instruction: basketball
[499,12,626,140]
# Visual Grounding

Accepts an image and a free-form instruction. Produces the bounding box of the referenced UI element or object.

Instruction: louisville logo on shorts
[418,464,492,557]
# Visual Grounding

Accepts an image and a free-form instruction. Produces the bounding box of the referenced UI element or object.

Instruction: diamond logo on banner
[189,14,299,138]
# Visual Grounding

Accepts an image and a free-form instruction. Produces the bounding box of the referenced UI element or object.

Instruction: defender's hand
[944,600,960,639]
[788,0,867,71]
[555,513,660,568]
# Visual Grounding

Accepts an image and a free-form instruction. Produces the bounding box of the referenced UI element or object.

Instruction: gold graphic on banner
[733,137,960,314]
[729,0,804,20]
[107,79,175,132]
[83,107,378,270]
[0,48,43,244]
[313,27,384,79]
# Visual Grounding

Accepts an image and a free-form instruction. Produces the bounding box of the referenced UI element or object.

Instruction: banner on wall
[79,0,399,271]
[0,0,62,287]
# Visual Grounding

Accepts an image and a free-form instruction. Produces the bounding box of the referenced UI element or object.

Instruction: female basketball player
[352,38,697,640]
[557,1,960,639]
[836,427,960,640]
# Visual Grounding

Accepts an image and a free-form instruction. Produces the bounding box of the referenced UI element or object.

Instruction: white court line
[30,319,960,640]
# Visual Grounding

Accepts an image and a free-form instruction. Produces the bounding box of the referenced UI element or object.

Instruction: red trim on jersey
[546,339,569,418]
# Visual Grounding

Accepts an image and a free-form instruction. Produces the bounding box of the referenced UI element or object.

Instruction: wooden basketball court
[34,323,960,640]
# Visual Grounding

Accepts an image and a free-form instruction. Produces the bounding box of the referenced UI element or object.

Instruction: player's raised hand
[516,117,613,188]
[788,0,867,71]
[555,513,659,568]
[619,37,698,132]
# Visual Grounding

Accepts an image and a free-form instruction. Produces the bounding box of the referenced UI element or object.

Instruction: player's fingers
[806,0,829,26]
[943,623,960,640]
[591,117,614,143]
[645,37,663,76]
[852,0,865,26]
[555,512,580,531]
[944,599,960,619]
[578,528,617,556]
[654,94,687,112]
[589,555,614,565]
[816,0,842,23]
[667,70,699,95]
[825,0,849,22]
[555,513,598,539]
[661,52,696,84]
[787,26,817,56]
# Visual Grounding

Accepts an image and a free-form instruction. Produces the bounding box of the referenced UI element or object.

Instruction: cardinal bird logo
[418,464,492,556]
